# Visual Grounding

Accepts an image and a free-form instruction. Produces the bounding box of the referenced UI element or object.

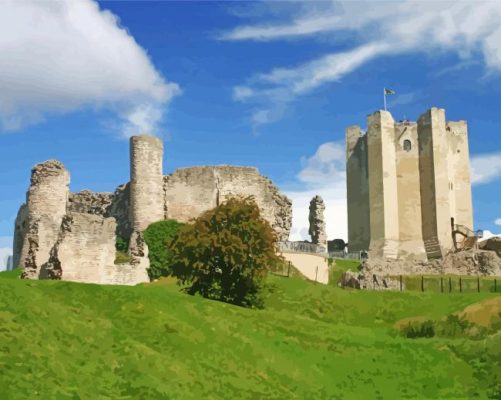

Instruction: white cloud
[495,219,501,226]
[225,1,501,128]
[470,152,501,185]
[0,0,180,136]
[285,141,347,242]
[479,230,501,242]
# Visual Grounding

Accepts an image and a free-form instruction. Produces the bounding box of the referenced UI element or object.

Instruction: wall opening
[403,139,412,152]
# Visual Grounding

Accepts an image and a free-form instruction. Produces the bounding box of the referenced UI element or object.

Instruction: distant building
[346,107,473,260]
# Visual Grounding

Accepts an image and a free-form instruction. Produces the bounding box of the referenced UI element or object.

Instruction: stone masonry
[164,166,292,241]
[19,160,70,279]
[13,134,292,284]
[308,195,327,250]
[346,107,474,265]
[130,135,164,233]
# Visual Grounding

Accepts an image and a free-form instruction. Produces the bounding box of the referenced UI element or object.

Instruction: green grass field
[0,268,500,399]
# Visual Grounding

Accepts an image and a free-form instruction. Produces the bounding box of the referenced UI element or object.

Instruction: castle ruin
[346,107,474,261]
[13,135,292,285]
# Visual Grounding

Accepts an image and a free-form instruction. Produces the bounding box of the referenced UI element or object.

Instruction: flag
[384,88,396,95]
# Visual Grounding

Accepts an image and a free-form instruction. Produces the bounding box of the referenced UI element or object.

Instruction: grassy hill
[0,268,500,399]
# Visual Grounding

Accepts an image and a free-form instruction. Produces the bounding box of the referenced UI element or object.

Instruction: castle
[13,135,292,285]
[346,107,474,261]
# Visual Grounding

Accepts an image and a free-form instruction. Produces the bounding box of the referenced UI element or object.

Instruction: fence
[328,251,364,260]
[277,241,326,254]
[391,275,498,293]
[270,260,322,283]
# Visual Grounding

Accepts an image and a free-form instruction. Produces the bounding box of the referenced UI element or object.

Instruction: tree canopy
[170,197,282,308]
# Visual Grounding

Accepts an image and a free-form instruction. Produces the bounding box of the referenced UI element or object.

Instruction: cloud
[285,141,347,241]
[0,0,180,137]
[225,1,501,128]
[479,230,501,242]
[495,219,501,226]
[470,152,501,185]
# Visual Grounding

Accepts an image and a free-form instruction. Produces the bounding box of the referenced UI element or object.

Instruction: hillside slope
[0,269,499,399]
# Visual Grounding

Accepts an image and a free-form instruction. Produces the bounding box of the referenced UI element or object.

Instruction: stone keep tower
[129,135,165,232]
[346,107,473,261]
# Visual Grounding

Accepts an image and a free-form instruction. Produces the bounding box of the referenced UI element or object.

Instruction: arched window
[403,139,412,152]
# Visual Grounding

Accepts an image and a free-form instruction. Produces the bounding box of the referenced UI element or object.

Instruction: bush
[143,220,184,280]
[169,197,282,308]
[115,236,129,253]
[114,236,130,264]
[400,320,435,338]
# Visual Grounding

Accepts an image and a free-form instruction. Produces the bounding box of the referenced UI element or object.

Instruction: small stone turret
[19,160,70,279]
[129,135,164,232]
[308,195,327,250]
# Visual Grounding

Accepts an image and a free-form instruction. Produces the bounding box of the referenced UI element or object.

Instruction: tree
[169,197,281,308]
[143,219,184,280]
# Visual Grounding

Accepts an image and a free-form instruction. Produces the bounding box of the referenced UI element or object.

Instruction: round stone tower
[20,160,70,278]
[129,135,165,232]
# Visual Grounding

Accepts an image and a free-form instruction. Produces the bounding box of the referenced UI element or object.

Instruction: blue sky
[1,1,501,268]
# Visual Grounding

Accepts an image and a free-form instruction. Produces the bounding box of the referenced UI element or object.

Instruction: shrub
[115,236,130,264]
[169,197,282,308]
[143,220,184,280]
[400,320,435,338]
[115,236,129,253]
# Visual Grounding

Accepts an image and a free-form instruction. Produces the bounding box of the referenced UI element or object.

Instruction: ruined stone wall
[346,126,370,252]
[42,212,117,283]
[130,135,164,232]
[68,184,131,239]
[19,160,69,278]
[367,111,399,259]
[43,212,149,285]
[164,166,292,241]
[308,195,327,250]
[12,203,28,269]
[395,123,426,260]
[68,190,113,216]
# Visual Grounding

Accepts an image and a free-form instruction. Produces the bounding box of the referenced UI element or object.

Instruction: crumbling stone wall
[362,248,501,277]
[12,203,28,269]
[308,195,327,250]
[20,160,69,279]
[163,166,292,240]
[42,212,116,283]
[68,190,113,216]
[107,183,131,239]
[68,184,131,239]
[43,212,149,285]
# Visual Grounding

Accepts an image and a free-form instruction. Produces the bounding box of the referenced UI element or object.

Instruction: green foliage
[114,236,130,264]
[328,239,346,252]
[115,236,129,253]
[400,319,435,338]
[143,219,184,280]
[170,197,281,308]
[114,251,130,265]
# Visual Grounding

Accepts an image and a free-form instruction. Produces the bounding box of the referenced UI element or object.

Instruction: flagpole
[383,88,387,111]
